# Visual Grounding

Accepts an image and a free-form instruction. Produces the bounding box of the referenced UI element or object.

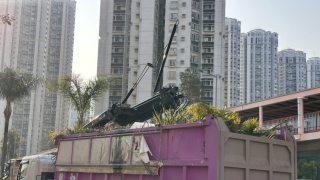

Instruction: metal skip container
[55,115,296,180]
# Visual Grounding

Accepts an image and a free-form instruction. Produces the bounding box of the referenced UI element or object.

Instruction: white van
[17,155,55,180]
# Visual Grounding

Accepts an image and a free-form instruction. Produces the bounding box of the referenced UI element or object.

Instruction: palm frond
[50,73,118,126]
[0,68,42,102]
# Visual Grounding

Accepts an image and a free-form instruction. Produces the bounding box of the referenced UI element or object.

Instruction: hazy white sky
[73,0,320,79]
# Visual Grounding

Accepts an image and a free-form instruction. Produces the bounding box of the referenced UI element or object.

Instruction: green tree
[0,68,42,179]
[153,107,190,125]
[180,68,203,103]
[50,74,117,126]
[186,103,241,132]
[240,118,260,135]
[0,129,21,160]
[300,160,317,179]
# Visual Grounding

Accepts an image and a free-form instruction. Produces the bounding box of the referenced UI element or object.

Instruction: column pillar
[297,97,304,134]
[259,106,263,127]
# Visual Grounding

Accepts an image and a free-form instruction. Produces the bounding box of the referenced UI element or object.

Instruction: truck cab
[17,155,55,180]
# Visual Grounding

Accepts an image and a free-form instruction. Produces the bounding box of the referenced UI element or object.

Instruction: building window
[111,68,123,74]
[114,3,126,10]
[169,24,178,32]
[203,35,213,42]
[203,24,213,31]
[168,71,176,79]
[170,1,178,9]
[203,68,213,75]
[202,90,213,97]
[169,60,176,67]
[110,90,122,96]
[202,48,213,53]
[191,23,200,31]
[113,26,125,32]
[192,1,200,9]
[191,45,199,53]
[112,47,124,53]
[112,35,124,42]
[203,13,214,20]
[202,57,213,64]
[172,36,177,42]
[191,33,199,42]
[112,57,123,64]
[113,14,125,21]
[170,13,178,20]
[191,11,200,20]
[203,4,214,10]
[191,55,198,63]
[202,78,213,86]
[169,48,177,55]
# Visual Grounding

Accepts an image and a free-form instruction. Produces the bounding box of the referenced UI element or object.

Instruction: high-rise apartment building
[278,49,307,95]
[163,0,225,107]
[307,57,320,89]
[95,0,165,115]
[95,0,226,112]
[224,17,240,107]
[0,0,76,156]
[239,33,247,104]
[240,29,278,104]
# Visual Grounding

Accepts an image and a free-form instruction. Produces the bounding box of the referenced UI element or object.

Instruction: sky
[73,0,320,79]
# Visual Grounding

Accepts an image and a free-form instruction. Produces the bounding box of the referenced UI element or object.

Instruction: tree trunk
[78,112,84,127]
[1,100,11,179]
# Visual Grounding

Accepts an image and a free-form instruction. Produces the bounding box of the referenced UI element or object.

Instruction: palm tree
[186,103,241,131]
[51,74,117,126]
[0,68,42,179]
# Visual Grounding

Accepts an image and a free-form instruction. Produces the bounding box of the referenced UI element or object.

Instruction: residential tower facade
[224,17,240,107]
[278,49,307,95]
[240,29,278,104]
[0,0,76,156]
[307,57,320,89]
[95,0,165,115]
[95,0,226,113]
[162,0,225,107]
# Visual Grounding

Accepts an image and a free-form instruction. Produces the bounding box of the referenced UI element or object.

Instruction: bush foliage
[153,103,284,138]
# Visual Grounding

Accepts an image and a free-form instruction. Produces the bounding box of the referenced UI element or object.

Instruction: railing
[264,111,320,134]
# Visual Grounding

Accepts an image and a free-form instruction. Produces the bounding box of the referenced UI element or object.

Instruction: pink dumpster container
[55,115,296,180]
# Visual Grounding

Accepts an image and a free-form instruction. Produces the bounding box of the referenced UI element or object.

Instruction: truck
[16,155,55,180]
[53,115,297,180]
